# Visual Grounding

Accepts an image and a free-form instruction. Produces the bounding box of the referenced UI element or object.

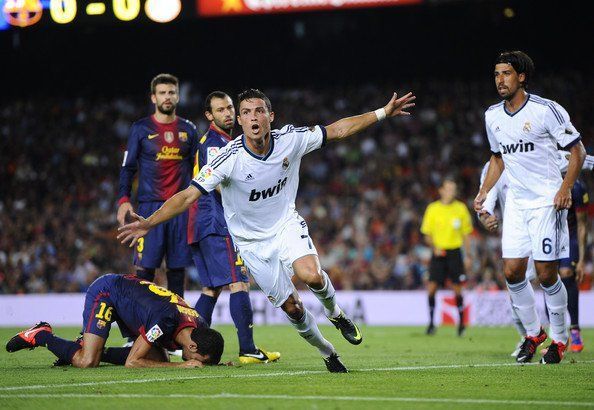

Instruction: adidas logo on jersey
[499,140,535,154]
[245,174,254,181]
[249,177,288,201]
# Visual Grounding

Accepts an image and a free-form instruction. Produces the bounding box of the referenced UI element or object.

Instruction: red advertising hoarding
[197,0,422,17]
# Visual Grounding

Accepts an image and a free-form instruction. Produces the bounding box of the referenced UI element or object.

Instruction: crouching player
[6,274,224,368]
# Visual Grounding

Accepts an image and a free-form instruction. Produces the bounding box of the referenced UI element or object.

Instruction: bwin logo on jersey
[249,177,288,201]
[499,140,535,154]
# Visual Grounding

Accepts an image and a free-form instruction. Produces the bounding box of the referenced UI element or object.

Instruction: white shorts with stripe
[237,213,318,308]
[502,204,569,261]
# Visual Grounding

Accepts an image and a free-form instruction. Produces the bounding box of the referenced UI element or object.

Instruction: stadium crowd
[1,73,593,294]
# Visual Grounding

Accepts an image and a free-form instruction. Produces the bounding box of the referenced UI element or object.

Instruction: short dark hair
[495,51,535,89]
[237,89,272,112]
[191,327,224,365]
[150,73,179,94]
[204,91,231,113]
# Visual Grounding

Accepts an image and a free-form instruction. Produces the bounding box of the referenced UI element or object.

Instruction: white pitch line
[0,393,593,407]
[0,360,593,392]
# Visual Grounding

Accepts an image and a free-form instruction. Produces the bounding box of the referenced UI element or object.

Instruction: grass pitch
[0,325,593,409]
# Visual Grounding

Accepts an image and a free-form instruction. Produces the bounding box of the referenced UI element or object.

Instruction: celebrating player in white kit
[118,88,416,372]
[475,51,586,364]
[478,152,594,357]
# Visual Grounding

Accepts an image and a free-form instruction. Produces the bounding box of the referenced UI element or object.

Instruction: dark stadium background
[1,0,593,293]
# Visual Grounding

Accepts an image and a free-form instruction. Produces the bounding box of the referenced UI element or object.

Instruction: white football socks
[308,270,341,318]
[509,298,526,337]
[541,276,569,343]
[506,278,541,337]
[287,308,335,358]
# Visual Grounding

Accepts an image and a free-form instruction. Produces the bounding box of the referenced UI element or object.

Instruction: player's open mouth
[251,124,260,134]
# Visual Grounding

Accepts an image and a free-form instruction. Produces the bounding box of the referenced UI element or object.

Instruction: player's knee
[302,268,323,288]
[282,298,304,321]
[229,282,249,293]
[202,287,222,298]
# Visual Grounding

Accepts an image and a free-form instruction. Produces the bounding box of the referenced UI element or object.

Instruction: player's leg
[560,253,582,352]
[426,280,438,335]
[532,207,570,363]
[288,218,362,345]
[191,243,219,326]
[281,292,346,373]
[239,241,338,371]
[196,235,279,362]
[164,210,192,297]
[134,202,166,282]
[446,249,466,336]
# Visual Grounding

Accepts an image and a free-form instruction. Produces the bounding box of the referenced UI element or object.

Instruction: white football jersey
[191,125,326,245]
[485,94,581,209]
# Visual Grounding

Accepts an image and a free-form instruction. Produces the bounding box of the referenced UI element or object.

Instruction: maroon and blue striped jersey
[101,274,204,350]
[118,115,199,204]
[187,125,233,244]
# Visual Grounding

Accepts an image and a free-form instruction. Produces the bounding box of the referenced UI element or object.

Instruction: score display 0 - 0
[2,0,183,27]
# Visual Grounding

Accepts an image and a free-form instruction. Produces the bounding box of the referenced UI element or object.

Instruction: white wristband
[374,108,386,121]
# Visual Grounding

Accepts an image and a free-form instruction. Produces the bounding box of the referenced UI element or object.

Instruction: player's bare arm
[554,142,586,210]
[118,185,202,247]
[325,92,416,141]
[474,155,504,213]
[125,336,203,368]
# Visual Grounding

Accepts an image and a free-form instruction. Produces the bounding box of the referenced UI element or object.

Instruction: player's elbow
[325,124,346,141]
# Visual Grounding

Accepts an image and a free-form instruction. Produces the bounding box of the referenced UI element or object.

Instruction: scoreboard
[0,0,421,29]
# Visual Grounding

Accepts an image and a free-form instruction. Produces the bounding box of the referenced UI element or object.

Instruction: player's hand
[473,191,487,213]
[479,212,499,232]
[117,212,151,247]
[180,359,204,368]
[433,247,446,257]
[384,92,416,117]
[117,202,135,227]
[554,187,572,210]
[575,260,585,284]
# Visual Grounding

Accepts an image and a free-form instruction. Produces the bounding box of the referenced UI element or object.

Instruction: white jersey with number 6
[485,94,581,210]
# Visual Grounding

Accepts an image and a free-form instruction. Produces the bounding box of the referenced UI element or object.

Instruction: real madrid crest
[164,131,174,143]
[523,122,531,133]
[282,157,289,170]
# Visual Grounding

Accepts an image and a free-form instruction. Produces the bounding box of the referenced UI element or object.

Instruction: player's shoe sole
[239,348,281,364]
[6,321,53,353]
[516,328,547,363]
[329,313,363,345]
[323,353,348,373]
[540,341,566,364]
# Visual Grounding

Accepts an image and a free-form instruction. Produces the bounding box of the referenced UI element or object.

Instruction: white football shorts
[502,204,569,261]
[237,213,318,308]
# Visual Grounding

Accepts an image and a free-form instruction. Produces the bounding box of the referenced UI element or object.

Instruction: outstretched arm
[325,92,416,141]
[118,185,202,247]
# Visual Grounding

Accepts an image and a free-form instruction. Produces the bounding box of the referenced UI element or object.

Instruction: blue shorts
[134,201,192,269]
[191,234,249,288]
[81,275,118,339]
[559,237,579,270]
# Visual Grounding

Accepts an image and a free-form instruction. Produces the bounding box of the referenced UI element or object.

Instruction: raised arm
[325,92,415,142]
[118,185,201,247]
